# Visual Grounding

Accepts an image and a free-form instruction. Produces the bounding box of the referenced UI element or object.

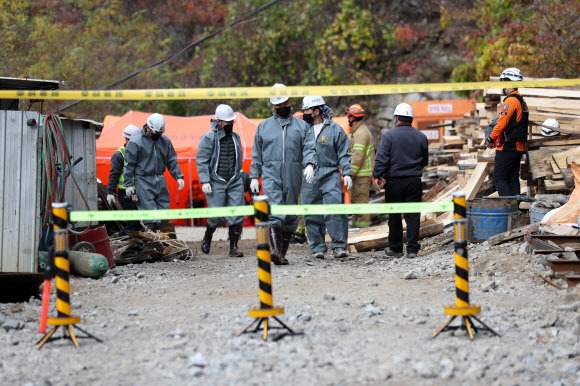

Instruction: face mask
[150,132,162,140]
[275,106,291,118]
[303,112,315,124]
[222,123,233,134]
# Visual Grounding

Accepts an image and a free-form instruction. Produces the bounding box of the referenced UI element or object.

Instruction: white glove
[202,183,212,194]
[304,164,314,184]
[107,194,116,206]
[344,175,352,191]
[250,179,260,194]
[126,187,136,196]
[177,179,185,191]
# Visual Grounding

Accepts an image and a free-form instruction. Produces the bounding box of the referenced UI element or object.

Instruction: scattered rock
[188,353,207,368]
[439,357,454,379]
[167,329,185,339]
[298,313,312,322]
[365,305,382,316]
[111,277,120,284]
[2,319,23,331]
[556,303,578,312]
[323,294,335,301]
[561,364,580,374]
[404,271,418,280]
[481,280,497,292]
[128,310,139,316]
[136,272,146,279]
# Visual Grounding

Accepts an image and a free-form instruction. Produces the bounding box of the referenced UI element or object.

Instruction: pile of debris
[110,231,195,265]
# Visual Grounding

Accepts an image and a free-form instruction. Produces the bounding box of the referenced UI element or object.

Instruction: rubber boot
[280,229,292,264]
[228,225,244,257]
[269,227,287,265]
[201,226,216,254]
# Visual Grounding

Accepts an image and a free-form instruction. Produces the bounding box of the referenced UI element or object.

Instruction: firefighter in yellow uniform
[346,104,375,228]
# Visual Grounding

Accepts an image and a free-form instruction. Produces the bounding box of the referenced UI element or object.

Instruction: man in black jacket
[107,124,142,236]
[372,103,428,259]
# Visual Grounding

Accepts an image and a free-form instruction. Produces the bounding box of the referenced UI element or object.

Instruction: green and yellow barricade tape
[69,202,453,222]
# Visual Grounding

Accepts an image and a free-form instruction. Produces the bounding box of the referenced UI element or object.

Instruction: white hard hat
[499,67,523,82]
[270,83,290,104]
[122,124,140,139]
[541,118,560,137]
[394,103,414,118]
[147,113,165,133]
[302,95,325,110]
[215,104,236,121]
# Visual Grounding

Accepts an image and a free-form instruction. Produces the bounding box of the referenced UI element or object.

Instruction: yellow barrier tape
[2,80,579,100]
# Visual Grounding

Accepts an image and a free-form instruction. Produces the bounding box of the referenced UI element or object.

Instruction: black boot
[280,229,292,264]
[269,227,287,265]
[201,225,216,254]
[228,225,244,257]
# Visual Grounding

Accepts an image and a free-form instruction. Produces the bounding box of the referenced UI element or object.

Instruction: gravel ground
[1,235,579,385]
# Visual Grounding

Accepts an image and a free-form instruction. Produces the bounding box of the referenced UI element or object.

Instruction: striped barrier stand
[432,192,500,340]
[36,202,102,349]
[237,196,302,341]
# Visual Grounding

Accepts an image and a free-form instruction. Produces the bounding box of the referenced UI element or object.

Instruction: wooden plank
[488,223,540,245]
[354,222,444,252]
[544,179,567,191]
[550,160,561,174]
[443,136,465,146]
[552,147,580,171]
[464,162,489,200]
[422,180,447,202]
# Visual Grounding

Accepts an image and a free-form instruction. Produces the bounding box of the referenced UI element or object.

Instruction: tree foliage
[451,0,579,83]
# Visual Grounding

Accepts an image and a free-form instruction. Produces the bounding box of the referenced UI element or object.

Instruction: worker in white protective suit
[250,84,317,265]
[123,113,185,232]
[300,96,352,259]
[196,104,245,257]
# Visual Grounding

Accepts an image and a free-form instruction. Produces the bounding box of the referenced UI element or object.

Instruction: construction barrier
[1,79,579,101]
[237,196,301,341]
[432,192,500,340]
[36,202,102,349]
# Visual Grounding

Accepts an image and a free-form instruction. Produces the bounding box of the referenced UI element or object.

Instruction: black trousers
[384,177,422,254]
[493,150,524,196]
[119,191,141,231]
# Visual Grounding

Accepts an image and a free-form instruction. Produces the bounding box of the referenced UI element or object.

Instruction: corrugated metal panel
[0,111,41,273]
[61,119,98,227]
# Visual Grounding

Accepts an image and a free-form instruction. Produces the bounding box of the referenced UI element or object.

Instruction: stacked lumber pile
[110,232,193,265]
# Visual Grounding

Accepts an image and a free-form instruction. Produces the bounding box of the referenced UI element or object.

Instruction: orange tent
[97,111,258,218]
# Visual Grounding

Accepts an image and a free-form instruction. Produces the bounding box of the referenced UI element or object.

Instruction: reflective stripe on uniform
[116,146,127,190]
[351,143,374,176]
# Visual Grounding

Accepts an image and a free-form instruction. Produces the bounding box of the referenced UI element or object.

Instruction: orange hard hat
[345,104,366,118]
[293,111,304,119]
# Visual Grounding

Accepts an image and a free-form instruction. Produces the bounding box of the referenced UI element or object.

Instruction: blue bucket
[467,198,518,243]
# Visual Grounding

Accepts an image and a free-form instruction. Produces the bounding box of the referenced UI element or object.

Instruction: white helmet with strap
[270,83,290,104]
[123,124,141,139]
[499,68,523,82]
[215,104,236,121]
[302,95,325,110]
[147,113,165,133]
[541,118,560,137]
[394,103,414,118]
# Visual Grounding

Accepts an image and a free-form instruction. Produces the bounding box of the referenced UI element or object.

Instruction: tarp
[96,110,258,215]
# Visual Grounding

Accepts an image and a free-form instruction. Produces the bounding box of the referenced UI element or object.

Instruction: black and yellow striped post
[432,192,500,340]
[237,196,302,341]
[37,202,102,349]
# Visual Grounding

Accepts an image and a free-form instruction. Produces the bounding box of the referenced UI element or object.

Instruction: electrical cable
[40,113,92,234]
[55,0,289,114]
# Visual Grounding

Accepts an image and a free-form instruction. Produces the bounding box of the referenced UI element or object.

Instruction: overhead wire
[55,0,289,114]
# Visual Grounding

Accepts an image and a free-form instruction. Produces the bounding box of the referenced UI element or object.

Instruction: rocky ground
[1,234,579,385]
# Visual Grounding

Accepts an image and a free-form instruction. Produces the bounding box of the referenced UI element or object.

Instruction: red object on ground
[69,225,115,267]
[39,279,51,334]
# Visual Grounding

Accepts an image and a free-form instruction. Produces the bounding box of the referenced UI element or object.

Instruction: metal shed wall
[61,118,98,222]
[0,111,41,273]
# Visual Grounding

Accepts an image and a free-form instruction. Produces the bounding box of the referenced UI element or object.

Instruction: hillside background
[1,0,578,123]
